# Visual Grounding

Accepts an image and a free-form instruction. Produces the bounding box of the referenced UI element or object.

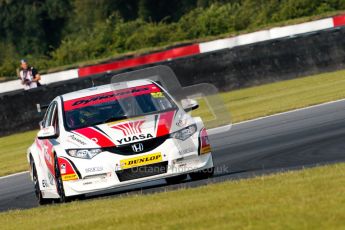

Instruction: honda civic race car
[27,79,214,204]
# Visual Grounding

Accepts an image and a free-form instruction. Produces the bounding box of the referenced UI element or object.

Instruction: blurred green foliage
[0,0,344,78]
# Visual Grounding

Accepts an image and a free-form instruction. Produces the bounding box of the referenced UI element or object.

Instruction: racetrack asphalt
[1,99,345,212]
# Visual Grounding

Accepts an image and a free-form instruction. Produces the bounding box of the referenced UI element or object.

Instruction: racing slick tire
[30,158,53,205]
[189,167,214,181]
[165,174,187,184]
[54,154,69,203]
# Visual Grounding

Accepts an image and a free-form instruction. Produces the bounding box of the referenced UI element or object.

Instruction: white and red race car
[27,79,214,204]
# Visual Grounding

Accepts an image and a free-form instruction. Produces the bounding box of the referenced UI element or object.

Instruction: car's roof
[61,79,154,101]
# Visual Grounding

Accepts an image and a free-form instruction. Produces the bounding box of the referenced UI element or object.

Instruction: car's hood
[63,109,193,148]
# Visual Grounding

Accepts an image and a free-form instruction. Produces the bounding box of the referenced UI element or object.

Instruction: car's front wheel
[31,159,53,205]
[54,154,68,203]
[189,167,214,180]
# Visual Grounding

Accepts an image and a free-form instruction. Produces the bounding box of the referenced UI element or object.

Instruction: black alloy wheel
[54,154,68,203]
[31,158,52,205]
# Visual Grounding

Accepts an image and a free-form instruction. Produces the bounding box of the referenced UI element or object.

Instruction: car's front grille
[103,135,169,155]
[116,161,168,182]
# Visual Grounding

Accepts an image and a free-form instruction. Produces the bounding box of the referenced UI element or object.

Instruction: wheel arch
[28,146,41,182]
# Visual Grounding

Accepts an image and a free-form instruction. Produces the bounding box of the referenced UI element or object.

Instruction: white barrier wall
[269,18,333,39]
[199,18,335,53]
[0,69,78,94]
[0,80,23,94]
[40,69,79,85]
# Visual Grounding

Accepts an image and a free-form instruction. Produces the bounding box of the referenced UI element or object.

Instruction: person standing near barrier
[18,59,41,90]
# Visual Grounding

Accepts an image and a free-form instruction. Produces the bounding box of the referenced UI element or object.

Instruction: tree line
[0,0,344,78]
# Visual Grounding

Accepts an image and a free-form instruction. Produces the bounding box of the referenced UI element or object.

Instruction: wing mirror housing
[36,104,49,113]
[39,121,44,129]
[181,99,199,112]
[37,126,58,139]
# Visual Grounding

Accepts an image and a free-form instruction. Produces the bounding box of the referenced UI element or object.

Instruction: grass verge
[0,130,37,176]
[1,69,345,177]
[195,69,345,126]
[1,163,345,229]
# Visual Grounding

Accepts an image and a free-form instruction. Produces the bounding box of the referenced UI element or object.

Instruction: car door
[40,102,58,176]
[36,102,55,157]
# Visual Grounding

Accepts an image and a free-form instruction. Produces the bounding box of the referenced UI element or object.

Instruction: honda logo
[131,143,144,152]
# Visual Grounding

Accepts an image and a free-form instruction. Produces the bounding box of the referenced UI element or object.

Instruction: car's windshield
[63,83,177,130]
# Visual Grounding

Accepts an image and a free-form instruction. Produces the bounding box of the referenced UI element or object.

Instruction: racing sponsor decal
[120,152,162,169]
[111,120,145,136]
[64,84,160,111]
[155,110,176,137]
[60,163,66,174]
[178,147,194,155]
[91,137,98,143]
[73,127,115,147]
[176,119,187,127]
[68,134,86,146]
[57,157,79,181]
[151,92,164,98]
[116,133,153,145]
[85,166,103,173]
[42,180,48,188]
[62,174,78,181]
[199,128,211,155]
[111,120,155,145]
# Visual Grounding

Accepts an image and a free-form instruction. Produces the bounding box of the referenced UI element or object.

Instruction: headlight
[67,149,102,159]
[170,124,197,141]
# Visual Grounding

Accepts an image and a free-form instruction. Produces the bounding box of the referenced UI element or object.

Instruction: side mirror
[36,104,49,113]
[37,126,58,139]
[181,99,199,112]
[39,121,44,129]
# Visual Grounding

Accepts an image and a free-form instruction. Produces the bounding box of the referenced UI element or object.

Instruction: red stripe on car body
[57,157,78,176]
[156,110,176,137]
[74,127,115,147]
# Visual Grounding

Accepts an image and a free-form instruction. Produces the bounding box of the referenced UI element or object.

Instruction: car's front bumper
[63,152,213,196]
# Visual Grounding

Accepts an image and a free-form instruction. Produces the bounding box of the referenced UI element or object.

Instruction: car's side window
[51,104,59,133]
[42,104,52,128]
[44,103,56,128]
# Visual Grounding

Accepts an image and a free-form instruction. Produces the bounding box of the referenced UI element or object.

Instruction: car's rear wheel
[189,167,214,180]
[54,155,68,203]
[165,174,187,184]
[31,159,53,205]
